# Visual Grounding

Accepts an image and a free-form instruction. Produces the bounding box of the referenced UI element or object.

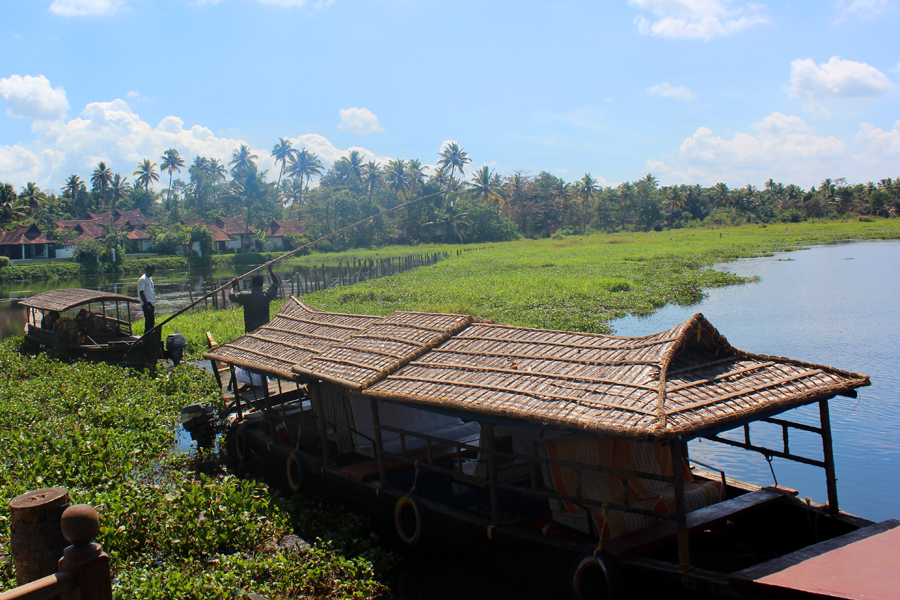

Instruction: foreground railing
[0,502,111,600]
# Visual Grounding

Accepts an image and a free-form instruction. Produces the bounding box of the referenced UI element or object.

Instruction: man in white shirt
[137,264,156,333]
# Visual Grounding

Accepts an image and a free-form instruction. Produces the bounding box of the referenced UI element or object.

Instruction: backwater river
[2,240,898,598]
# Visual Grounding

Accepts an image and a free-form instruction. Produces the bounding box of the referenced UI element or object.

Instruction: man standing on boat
[230,265,280,333]
[138,264,156,333]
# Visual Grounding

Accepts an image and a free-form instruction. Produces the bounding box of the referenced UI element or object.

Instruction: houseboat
[19,289,161,369]
[192,296,897,599]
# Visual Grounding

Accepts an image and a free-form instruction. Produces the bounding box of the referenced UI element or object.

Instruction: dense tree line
[2,140,899,255]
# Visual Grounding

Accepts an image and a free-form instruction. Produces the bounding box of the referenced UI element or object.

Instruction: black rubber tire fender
[571,553,621,600]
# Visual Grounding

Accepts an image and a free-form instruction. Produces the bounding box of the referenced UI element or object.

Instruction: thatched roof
[19,288,140,312]
[205,297,384,380]
[205,301,870,440]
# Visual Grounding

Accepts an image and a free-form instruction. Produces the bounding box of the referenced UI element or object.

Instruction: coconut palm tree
[109,174,131,213]
[133,159,160,190]
[271,138,298,202]
[224,164,269,252]
[340,150,366,180]
[229,144,258,174]
[407,159,429,195]
[363,160,382,203]
[384,159,410,199]
[424,195,471,244]
[713,182,731,208]
[91,162,113,206]
[1,183,26,224]
[160,148,185,206]
[63,175,82,200]
[284,149,324,219]
[436,142,471,183]
[575,174,598,234]
[19,182,46,216]
[469,166,503,209]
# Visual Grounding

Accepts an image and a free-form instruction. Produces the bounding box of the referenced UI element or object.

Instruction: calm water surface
[613,239,900,523]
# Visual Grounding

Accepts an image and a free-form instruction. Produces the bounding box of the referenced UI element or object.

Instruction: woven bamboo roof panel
[292,312,473,390]
[19,289,140,312]
[203,296,385,380]
[362,314,870,441]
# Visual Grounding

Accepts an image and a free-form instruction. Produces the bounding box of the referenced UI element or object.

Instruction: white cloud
[49,0,125,17]
[834,0,891,22]
[337,107,384,134]
[628,0,768,40]
[647,112,861,187]
[856,121,900,155]
[647,82,697,100]
[0,97,394,191]
[0,75,68,121]
[789,56,895,116]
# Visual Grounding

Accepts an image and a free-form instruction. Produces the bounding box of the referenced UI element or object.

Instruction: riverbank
[156,220,900,357]
[0,338,392,598]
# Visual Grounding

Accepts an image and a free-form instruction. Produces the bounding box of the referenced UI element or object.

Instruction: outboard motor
[180,401,218,450]
[166,333,187,367]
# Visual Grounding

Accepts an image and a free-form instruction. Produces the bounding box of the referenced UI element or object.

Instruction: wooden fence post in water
[9,487,69,585]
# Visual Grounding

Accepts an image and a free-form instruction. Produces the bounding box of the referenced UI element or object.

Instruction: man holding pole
[229,265,281,333]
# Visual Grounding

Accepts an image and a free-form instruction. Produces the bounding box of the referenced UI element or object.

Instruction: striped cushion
[537,433,724,539]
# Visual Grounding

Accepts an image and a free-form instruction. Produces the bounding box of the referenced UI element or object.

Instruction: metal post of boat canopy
[819,399,839,515]
[370,399,388,488]
[309,382,331,468]
[671,438,691,571]
[483,422,501,529]
[229,364,243,420]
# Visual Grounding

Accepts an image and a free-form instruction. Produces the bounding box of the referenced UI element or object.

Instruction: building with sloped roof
[0,224,52,261]
[263,220,306,251]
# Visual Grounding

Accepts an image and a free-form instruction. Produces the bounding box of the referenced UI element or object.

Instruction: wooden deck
[729,519,900,599]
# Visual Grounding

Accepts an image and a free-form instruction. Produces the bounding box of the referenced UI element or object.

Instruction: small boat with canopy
[18,288,161,369]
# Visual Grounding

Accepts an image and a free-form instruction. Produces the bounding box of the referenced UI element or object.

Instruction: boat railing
[700,399,839,513]
[374,423,676,524]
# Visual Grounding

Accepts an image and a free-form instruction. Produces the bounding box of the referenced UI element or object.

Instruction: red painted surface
[756,526,900,599]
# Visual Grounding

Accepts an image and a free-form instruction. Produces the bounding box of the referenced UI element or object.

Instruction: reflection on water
[613,240,900,522]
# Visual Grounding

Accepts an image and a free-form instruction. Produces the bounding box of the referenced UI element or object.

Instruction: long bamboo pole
[142,185,458,339]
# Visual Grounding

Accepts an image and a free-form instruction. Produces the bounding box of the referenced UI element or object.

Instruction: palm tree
[617,181,635,228]
[384,159,410,199]
[1,183,26,224]
[424,195,471,244]
[271,138,298,203]
[207,158,227,181]
[284,149,324,219]
[663,187,684,218]
[469,166,503,209]
[575,173,598,234]
[19,182,45,216]
[340,150,365,180]
[133,159,160,190]
[91,162,113,205]
[363,161,382,203]
[64,175,82,200]
[224,165,268,252]
[436,142,472,183]
[160,148,185,207]
[109,174,131,213]
[229,144,258,174]
[713,183,731,208]
[407,159,429,194]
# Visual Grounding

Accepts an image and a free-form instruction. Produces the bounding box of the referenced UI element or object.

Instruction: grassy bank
[158,220,900,355]
[0,338,390,599]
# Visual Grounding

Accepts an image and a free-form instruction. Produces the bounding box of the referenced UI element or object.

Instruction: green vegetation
[153,221,900,360]
[5,143,900,269]
[0,338,389,599]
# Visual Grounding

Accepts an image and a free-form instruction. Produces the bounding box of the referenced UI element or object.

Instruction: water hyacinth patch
[0,338,387,599]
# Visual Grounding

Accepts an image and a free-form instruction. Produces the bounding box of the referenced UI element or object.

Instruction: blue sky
[1,0,898,193]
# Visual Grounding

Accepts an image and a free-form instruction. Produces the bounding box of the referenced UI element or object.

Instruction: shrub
[0,256,8,268]
[73,238,102,263]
